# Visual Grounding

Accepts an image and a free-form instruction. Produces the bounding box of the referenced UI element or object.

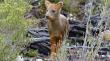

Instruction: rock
[27,28,49,38]
[23,37,50,56]
[98,30,110,42]
[90,14,101,27]
[103,30,110,41]
[91,27,99,36]
[38,18,47,28]
[100,48,110,51]
[16,55,24,61]
[98,51,107,55]
[24,6,44,19]
[25,13,110,58]
[31,0,41,6]
[23,19,86,57]
[36,59,43,61]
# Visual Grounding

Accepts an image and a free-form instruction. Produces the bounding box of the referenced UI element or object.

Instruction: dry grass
[54,0,110,61]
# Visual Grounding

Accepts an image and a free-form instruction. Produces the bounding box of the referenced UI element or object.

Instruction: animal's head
[45,0,63,20]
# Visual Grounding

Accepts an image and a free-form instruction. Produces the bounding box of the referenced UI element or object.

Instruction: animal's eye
[51,10,55,13]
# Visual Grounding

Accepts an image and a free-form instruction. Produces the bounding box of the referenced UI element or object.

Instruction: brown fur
[45,0,69,59]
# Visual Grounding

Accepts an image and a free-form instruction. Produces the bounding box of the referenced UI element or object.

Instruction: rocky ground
[19,0,110,61]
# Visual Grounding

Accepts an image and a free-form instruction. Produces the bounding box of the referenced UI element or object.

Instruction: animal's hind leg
[58,33,63,50]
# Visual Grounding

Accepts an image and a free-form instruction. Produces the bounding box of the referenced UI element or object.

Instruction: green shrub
[0,0,33,61]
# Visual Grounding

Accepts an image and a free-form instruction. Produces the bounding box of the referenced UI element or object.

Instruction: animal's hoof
[49,52,57,61]
[51,52,57,57]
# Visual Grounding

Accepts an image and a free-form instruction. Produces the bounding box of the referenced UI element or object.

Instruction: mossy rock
[103,32,110,41]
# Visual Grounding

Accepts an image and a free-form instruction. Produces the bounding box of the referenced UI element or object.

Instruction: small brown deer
[45,0,69,59]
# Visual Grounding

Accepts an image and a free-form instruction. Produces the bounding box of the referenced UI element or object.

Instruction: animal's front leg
[50,33,57,59]
[56,33,63,52]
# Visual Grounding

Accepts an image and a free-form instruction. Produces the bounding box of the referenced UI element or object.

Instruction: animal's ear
[45,0,51,8]
[56,1,64,8]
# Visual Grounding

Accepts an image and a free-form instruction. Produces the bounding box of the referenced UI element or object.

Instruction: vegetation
[0,0,110,61]
[0,0,33,61]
